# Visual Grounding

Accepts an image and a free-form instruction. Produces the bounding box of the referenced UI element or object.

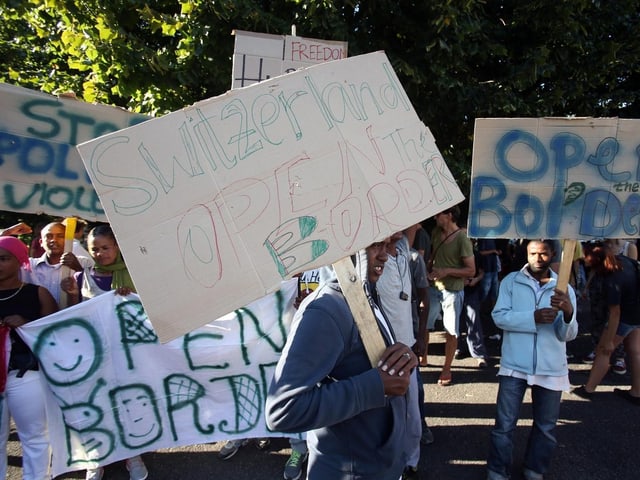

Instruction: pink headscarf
[0,236,30,271]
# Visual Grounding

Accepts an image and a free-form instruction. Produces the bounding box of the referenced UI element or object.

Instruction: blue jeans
[487,375,562,479]
[427,286,442,330]
[480,270,499,303]
[460,288,487,359]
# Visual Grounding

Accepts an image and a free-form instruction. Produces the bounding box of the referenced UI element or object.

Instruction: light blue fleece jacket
[492,266,578,376]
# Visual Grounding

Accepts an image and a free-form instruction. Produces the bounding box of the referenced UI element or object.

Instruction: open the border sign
[77,52,463,342]
[469,117,640,240]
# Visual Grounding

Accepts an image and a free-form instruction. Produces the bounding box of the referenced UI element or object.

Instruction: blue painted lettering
[495,130,548,181]
[514,194,544,237]
[580,190,621,237]
[468,176,511,237]
[587,137,629,182]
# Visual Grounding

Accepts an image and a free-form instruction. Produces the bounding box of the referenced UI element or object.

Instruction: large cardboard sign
[0,83,148,220]
[19,282,297,477]
[231,30,348,88]
[469,117,640,239]
[77,52,464,342]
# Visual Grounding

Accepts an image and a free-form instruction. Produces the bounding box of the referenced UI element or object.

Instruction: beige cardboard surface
[78,51,463,342]
[0,82,148,220]
[231,30,348,88]
[469,117,640,240]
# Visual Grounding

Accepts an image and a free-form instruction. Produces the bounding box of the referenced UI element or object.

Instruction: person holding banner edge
[16,222,94,306]
[0,235,58,480]
[61,224,149,480]
[266,239,418,480]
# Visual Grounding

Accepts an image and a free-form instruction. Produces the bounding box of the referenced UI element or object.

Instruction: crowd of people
[0,204,639,480]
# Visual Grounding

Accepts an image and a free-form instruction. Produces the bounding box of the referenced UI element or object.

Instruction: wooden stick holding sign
[59,217,76,308]
[333,256,386,367]
[555,239,577,293]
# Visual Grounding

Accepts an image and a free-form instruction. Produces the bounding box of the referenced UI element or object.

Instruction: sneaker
[523,467,544,480]
[571,385,594,400]
[614,387,640,406]
[283,450,308,480]
[421,425,434,445]
[454,349,465,359]
[85,468,104,480]
[488,333,501,341]
[218,439,248,460]
[582,350,596,364]
[612,357,627,375]
[476,358,488,368]
[402,466,419,480]
[126,456,148,480]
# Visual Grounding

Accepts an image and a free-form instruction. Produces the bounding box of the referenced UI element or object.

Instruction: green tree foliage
[1,0,639,194]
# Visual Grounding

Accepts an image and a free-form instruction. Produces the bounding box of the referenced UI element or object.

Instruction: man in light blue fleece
[487,239,577,480]
[266,240,418,480]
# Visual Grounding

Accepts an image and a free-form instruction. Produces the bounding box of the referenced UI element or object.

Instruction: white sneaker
[126,456,149,480]
[85,467,104,480]
[612,357,627,375]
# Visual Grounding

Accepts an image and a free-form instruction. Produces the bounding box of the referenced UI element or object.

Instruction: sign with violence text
[469,117,640,240]
[19,283,298,477]
[232,30,348,89]
[0,83,148,220]
[77,51,464,342]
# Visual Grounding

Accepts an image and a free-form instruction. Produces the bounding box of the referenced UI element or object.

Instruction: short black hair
[527,239,556,254]
[89,224,116,243]
[442,205,461,223]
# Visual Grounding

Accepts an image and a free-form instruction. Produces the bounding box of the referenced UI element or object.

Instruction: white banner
[19,280,297,477]
[0,83,148,220]
[469,117,640,239]
[77,51,464,342]
[231,30,348,88]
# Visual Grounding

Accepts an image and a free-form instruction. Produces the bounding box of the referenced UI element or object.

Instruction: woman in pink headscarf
[0,236,57,479]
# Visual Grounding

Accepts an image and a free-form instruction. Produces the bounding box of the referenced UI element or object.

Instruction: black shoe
[614,388,640,406]
[454,349,467,359]
[571,385,594,400]
[402,466,419,480]
[421,426,434,445]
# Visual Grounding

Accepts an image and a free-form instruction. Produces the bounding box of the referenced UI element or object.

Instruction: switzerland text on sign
[77,52,464,342]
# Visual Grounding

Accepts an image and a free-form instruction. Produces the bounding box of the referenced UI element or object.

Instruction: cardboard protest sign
[19,282,297,477]
[0,83,148,220]
[77,51,464,342]
[468,117,640,239]
[232,30,348,88]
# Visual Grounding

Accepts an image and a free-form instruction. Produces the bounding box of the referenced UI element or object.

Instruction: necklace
[0,283,24,302]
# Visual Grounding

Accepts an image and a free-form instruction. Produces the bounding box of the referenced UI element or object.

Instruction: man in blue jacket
[266,240,418,480]
[487,239,577,480]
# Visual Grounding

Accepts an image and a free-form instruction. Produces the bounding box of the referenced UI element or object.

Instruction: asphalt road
[6,331,639,480]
